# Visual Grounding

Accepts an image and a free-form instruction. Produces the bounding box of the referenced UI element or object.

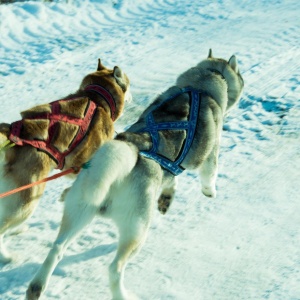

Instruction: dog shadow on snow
[58,242,117,267]
[0,243,116,294]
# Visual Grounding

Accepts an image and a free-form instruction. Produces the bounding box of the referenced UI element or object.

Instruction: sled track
[225,47,300,141]
[1,0,298,97]
[1,2,300,299]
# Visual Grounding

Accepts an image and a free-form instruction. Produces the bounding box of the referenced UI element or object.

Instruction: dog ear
[208,48,213,58]
[113,66,126,91]
[97,58,105,71]
[228,55,239,72]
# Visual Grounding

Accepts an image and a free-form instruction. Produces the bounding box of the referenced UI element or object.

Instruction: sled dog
[26,50,244,300]
[0,59,131,264]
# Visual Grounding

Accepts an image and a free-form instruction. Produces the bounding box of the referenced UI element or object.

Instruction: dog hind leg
[0,195,40,263]
[109,167,160,299]
[157,176,177,214]
[26,194,97,300]
[109,235,143,300]
[26,140,139,299]
[109,205,153,300]
[0,234,13,263]
[0,222,29,263]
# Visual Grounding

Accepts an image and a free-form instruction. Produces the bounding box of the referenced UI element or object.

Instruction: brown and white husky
[0,59,131,264]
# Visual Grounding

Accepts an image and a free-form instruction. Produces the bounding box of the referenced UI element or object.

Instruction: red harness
[84,84,116,121]
[8,85,116,169]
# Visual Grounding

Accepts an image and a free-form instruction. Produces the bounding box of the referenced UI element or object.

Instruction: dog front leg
[199,144,219,198]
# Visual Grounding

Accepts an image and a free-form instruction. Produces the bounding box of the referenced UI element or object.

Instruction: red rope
[0,167,81,199]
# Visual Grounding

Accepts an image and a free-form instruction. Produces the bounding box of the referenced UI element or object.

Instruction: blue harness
[138,87,202,176]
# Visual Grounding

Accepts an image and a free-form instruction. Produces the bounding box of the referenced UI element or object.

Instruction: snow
[0,0,300,299]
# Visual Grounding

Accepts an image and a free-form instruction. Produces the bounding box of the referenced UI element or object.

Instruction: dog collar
[84,84,117,121]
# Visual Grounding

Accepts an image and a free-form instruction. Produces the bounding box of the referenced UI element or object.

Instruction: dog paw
[123,290,139,300]
[112,290,139,300]
[202,186,217,198]
[26,282,43,300]
[158,194,172,215]
[127,291,139,300]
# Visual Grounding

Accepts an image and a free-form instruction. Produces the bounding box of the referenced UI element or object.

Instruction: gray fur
[26,51,244,300]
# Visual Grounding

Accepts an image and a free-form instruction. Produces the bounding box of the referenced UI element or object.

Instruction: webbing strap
[9,99,97,169]
[84,84,116,121]
[139,87,201,176]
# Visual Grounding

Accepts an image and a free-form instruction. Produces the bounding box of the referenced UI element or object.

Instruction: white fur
[0,63,131,264]
[0,161,20,262]
[125,86,132,103]
[26,141,163,300]
[26,51,244,299]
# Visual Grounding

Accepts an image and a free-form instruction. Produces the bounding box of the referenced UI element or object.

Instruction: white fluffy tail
[64,140,138,208]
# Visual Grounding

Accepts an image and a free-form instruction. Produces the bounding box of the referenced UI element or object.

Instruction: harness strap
[84,84,116,121]
[8,84,117,170]
[0,167,81,199]
[139,87,201,176]
[9,99,97,170]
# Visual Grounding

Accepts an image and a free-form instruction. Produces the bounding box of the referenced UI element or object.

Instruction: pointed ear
[208,48,213,58]
[228,55,239,72]
[113,66,126,91]
[97,58,105,71]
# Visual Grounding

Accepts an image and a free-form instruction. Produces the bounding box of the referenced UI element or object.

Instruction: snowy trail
[1,0,300,299]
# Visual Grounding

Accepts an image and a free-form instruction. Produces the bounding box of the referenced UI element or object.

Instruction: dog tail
[64,140,138,208]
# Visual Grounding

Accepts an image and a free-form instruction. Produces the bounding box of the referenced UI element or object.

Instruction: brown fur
[0,59,131,263]
[24,51,244,300]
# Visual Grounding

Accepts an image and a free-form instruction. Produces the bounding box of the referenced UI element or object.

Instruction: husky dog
[0,59,131,264]
[26,50,243,300]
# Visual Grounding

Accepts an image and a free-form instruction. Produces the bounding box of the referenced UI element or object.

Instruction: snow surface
[0,0,300,299]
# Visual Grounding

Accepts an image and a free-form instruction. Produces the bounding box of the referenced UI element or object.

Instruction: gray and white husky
[26,50,244,300]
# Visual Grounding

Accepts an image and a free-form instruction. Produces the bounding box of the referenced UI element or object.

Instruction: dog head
[205,49,244,112]
[176,49,244,114]
[79,59,132,120]
[207,49,244,112]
